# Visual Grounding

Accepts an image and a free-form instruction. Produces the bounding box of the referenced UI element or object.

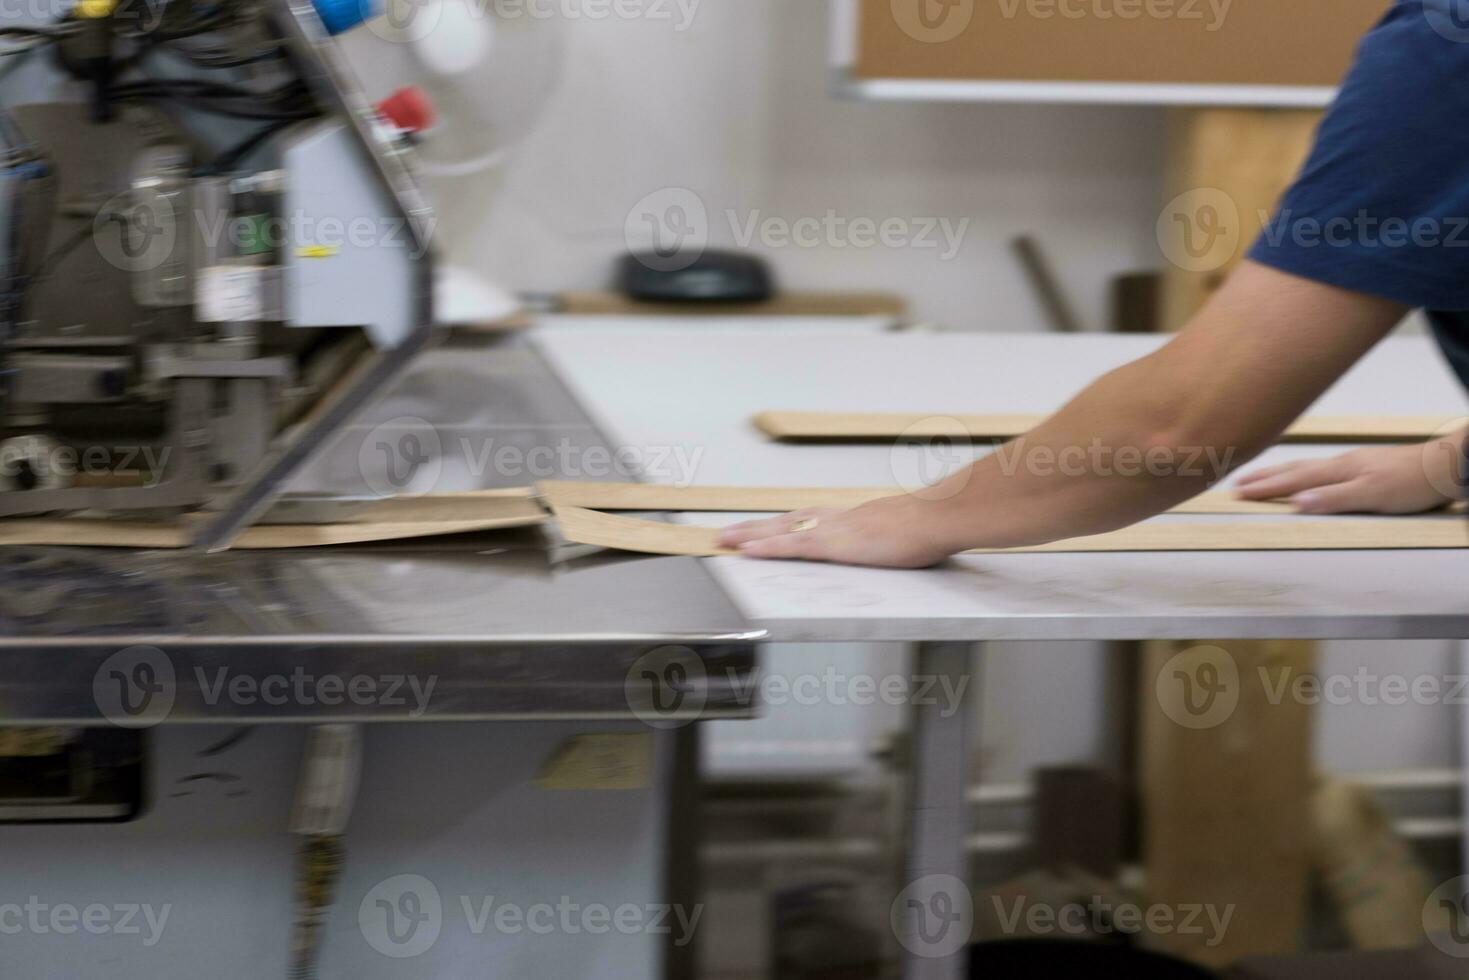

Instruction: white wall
[430,0,1168,332]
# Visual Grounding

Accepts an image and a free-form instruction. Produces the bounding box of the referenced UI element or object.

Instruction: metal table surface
[533,326,1469,642]
[0,335,761,723]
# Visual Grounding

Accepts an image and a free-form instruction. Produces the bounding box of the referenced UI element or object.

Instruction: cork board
[857,0,1388,88]
[754,412,1458,444]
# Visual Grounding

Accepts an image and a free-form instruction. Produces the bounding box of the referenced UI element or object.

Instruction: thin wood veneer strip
[0,493,548,550]
[548,503,1469,558]
[754,412,1461,444]
[538,481,1300,516]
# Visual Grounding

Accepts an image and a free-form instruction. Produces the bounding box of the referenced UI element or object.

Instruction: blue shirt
[1248,0,1469,386]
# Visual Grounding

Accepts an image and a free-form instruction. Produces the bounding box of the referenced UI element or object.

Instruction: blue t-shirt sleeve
[1249,0,1469,310]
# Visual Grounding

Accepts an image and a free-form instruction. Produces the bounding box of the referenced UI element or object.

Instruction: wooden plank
[548,505,1469,558]
[555,291,907,318]
[754,411,1457,444]
[1159,109,1324,331]
[0,493,547,550]
[1141,639,1315,964]
[538,481,1304,516]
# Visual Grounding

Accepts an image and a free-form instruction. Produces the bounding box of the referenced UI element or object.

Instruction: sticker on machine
[196,265,270,323]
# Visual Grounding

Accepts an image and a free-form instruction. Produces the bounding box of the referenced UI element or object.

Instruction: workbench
[533,324,1469,979]
[3,324,1465,978]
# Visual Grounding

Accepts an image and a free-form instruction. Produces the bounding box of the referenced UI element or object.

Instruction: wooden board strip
[538,481,1301,516]
[754,412,1460,444]
[0,493,548,550]
[547,504,1469,558]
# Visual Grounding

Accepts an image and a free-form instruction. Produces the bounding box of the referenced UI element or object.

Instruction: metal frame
[900,642,978,980]
[192,0,442,552]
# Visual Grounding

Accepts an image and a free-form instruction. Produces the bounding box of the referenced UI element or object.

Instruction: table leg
[1461,642,1469,880]
[899,641,979,980]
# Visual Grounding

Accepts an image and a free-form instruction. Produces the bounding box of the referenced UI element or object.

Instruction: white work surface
[534,327,1469,643]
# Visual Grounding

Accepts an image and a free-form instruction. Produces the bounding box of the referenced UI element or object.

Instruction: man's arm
[720,260,1408,567]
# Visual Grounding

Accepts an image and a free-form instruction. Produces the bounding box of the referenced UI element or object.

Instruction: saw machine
[0,0,438,550]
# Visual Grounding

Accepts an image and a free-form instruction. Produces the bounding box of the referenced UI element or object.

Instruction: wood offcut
[753,411,1459,444]
[548,504,1469,559]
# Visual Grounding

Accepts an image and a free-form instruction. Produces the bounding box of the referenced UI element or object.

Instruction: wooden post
[1139,109,1326,965]
[1158,108,1323,331]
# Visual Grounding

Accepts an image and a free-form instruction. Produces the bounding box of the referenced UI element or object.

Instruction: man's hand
[1236,436,1465,514]
[717,495,954,568]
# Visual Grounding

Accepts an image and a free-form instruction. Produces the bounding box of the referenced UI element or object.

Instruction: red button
[377,87,436,133]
